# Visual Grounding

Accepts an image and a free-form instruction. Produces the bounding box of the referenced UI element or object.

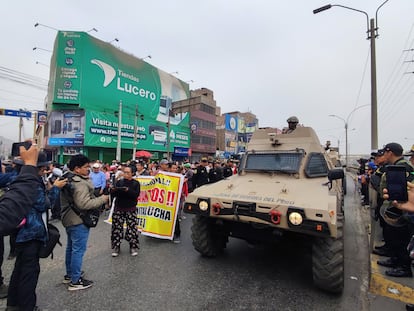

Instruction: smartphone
[11,141,32,156]
[386,165,408,202]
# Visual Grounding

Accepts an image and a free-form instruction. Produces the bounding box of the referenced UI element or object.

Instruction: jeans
[7,240,41,311]
[65,224,90,283]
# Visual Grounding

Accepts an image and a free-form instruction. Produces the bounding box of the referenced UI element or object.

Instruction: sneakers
[172,236,181,244]
[63,270,85,284]
[130,248,138,256]
[0,283,8,299]
[68,277,94,291]
[111,247,120,257]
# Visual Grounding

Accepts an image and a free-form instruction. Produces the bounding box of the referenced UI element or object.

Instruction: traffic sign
[4,109,32,118]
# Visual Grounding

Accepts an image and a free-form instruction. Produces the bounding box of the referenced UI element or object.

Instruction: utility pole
[166,110,171,160]
[18,117,23,141]
[132,104,138,160]
[370,18,378,150]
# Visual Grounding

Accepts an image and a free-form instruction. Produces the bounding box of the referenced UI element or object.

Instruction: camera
[11,141,32,157]
[48,168,63,184]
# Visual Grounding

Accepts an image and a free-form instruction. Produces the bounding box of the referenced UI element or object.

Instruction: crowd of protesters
[0,151,239,310]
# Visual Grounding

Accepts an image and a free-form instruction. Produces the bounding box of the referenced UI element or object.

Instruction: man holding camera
[60,155,109,291]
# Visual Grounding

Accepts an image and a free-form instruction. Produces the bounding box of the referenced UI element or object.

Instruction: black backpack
[39,222,62,259]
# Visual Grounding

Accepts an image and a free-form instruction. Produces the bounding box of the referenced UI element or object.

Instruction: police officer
[193,158,209,188]
[223,160,233,178]
[377,143,414,278]
[282,116,299,134]
[208,160,223,183]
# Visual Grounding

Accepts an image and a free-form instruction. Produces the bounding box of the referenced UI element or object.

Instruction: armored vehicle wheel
[191,215,228,257]
[312,215,344,294]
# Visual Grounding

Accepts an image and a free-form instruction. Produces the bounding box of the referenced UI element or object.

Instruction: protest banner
[105,171,184,240]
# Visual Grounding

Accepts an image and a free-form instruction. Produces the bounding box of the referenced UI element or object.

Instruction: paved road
[0,175,400,311]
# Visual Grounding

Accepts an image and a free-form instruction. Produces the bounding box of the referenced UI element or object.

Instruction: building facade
[173,88,218,161]
[216,111,258,159]
[45,31,191,164]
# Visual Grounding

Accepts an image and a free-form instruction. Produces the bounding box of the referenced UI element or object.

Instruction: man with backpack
[60,155,109,291]
[6,151,67,311]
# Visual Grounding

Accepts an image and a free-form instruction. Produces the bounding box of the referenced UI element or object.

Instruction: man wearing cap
[370,149,391,256]
[158,159,170,173]
[7,151,67,310]
[89,162,107,197]
[0,146,41,301]
[376,142,414,277]
[193,158,209,188]
[282,116,299,134]
[369,149,387,214]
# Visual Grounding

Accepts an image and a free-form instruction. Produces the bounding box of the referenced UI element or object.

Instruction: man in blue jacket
[0,145,40,301]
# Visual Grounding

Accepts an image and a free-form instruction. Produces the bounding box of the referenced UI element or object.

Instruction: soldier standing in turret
[282,116,299,134]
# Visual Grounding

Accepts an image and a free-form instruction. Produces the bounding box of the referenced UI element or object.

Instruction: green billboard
[48,31,190,151]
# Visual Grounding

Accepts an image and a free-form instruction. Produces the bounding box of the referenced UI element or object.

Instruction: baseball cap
[92,163,100,168]
[383,142,403,156]
[160,159,169,165]
[404,144,414,157]
[183,163,191,168]
[371,149,385,157]
[13,151,50,167]
[201,157,208,162]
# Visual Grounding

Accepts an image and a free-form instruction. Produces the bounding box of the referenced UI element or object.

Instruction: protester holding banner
[110,166,140,257]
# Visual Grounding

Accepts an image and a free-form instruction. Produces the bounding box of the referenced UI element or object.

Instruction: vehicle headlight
[199,200,209,211]
[288,212,303,225]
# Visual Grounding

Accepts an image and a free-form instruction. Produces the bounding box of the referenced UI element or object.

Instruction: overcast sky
[1,0,414,155]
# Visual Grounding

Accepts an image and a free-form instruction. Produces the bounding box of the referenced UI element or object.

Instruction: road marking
[370,255,414,304]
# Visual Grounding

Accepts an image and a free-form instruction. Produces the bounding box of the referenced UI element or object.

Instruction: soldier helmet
[287,116,299,123]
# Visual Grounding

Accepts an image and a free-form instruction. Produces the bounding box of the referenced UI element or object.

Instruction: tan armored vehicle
[184,127,345,293]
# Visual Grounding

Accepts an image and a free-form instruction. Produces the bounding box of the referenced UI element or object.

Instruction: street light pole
[329,104,370,168]
[313,1,390,152]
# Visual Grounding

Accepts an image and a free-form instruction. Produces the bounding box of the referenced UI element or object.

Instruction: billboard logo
[91,59,116,87]
[91,58,157,102]
[65,58,74,66]
[64,80,72,89]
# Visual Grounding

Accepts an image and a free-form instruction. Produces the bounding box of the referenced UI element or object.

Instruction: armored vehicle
[184,127,345,293]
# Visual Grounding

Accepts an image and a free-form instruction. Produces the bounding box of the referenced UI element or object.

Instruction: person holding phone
[377,143,414,278]
[384,182,414,212]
